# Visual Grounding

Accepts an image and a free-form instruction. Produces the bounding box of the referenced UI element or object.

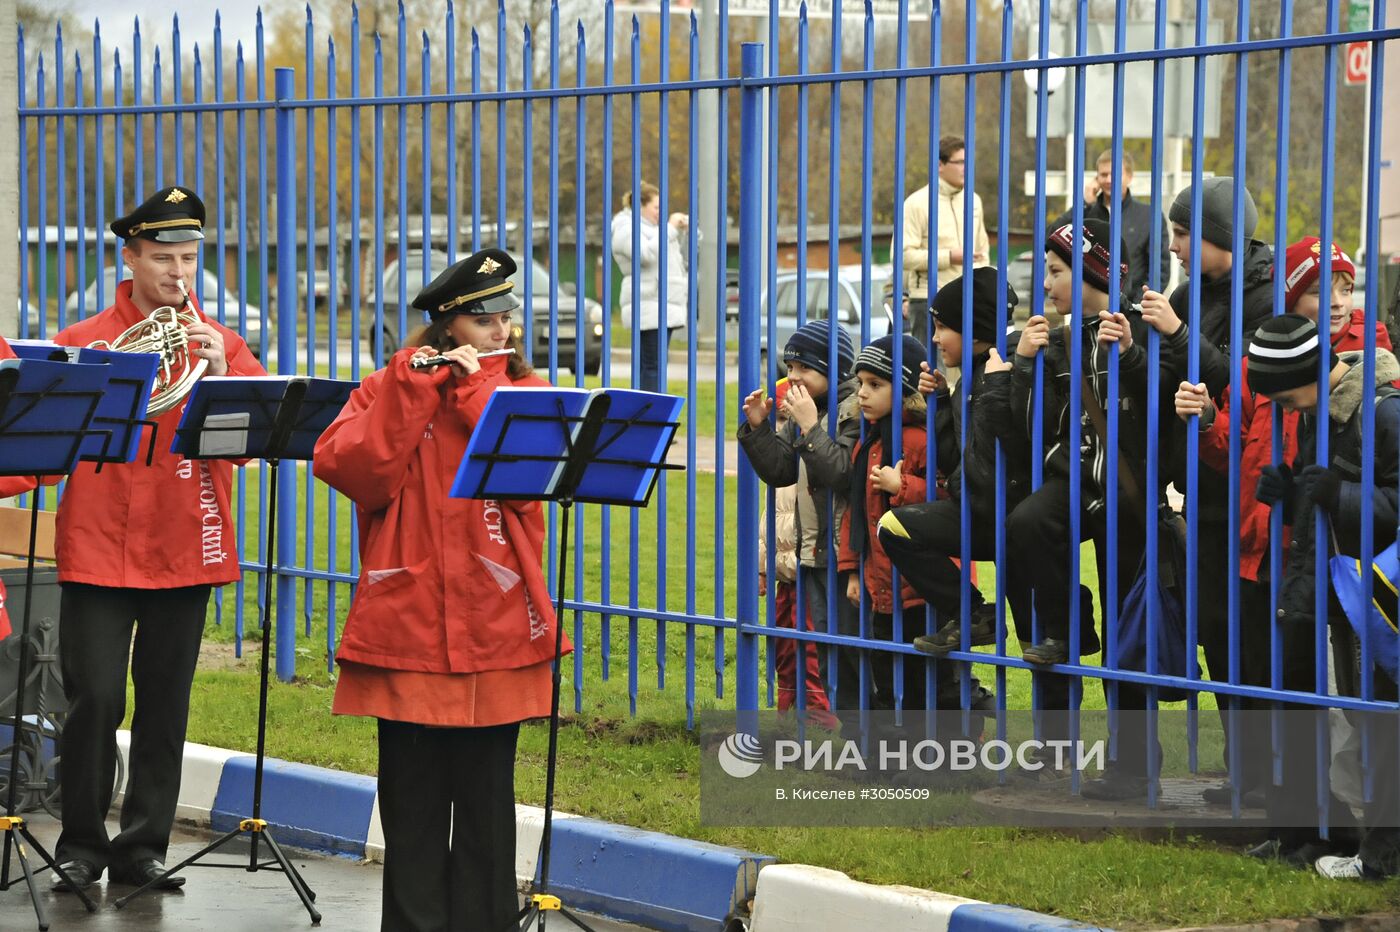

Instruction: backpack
[1116,514,1192,702]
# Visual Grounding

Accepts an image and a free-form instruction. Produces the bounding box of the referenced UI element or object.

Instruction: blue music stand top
[8,342,160,464]
[0,357,115,477]
[451,386,684,507]
[171,375,358,463]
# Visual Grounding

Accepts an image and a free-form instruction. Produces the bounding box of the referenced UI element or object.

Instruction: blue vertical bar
[133,18,143,197]
[351,4,364,378]
[420,30,431,327]
[55,27,67,334]
[522,25,535,375]
[193,45,205,311]
[93,23,105,320]
[446,0,458,264]
[497,1,507,250]
[326,31,340,670]
[17,27,29,338]
[1184,0,1208,775]
[173,15,183,184]
[304,6,318,633]
[959,0,978,719]
[1066,0,1088,781]
[36,54,47,341]
[396,4,408,349]
[600,0,615,682]
[893,0,912,713]
[992,0,1014,736]
[373,33,386,368]
[764,0,781,710]
[275,67,300,682]
[823,0,843,710]
[74,50,86,331]
[471,28,482,253]
[547,4,562,625]
[214,17,227,333]
[627,16,641,716]
[788,0,809,716]
[574,18,589,713]
[1314,0,1341,832]
[737,41,765,721]
[1223,0,1252,811]
[235,41,249,652]
[656,0,671,689]
[685,10,701,727]
[153,48,163,187]
[257,13,272,593]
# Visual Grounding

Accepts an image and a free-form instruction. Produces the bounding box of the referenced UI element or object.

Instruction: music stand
[453,385,684,932]
[0,356,125,929]
[113,374,356,924]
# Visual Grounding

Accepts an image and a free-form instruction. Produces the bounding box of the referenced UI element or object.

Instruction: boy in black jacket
[877,267,1029,656]
[1006,219,1184,800]
[1247,314,1400,879]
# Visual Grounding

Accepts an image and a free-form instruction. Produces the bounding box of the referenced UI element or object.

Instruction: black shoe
[1023,638,1069,665]
[912,606,999,657]
[109,858,186,890]
[1202,781,1265,808]
[1080,772,1150,801]
[51,859,100,892]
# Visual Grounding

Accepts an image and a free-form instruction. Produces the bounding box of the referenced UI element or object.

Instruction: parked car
[757,265,901,372]
[66,267,265,357]
[373,249,604,375]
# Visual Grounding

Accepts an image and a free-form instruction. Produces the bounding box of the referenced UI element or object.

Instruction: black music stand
[113,375,356,924]
[452,385,684,932]
[0,356,123,930]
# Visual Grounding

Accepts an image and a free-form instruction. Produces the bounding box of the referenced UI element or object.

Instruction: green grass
[167,468,1400,930]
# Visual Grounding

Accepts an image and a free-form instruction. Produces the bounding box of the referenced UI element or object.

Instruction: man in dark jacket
[1049,149,1171,298]
[1157,177,1277,801]
[1248,314,1400,878]
[878,268,1028,655]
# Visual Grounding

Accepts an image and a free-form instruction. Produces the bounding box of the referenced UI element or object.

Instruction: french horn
[88,278,208,418]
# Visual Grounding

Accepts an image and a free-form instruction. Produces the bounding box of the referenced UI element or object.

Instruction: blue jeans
[637,327,676,393]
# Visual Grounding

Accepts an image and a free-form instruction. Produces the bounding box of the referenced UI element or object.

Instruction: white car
[758,265,902,371]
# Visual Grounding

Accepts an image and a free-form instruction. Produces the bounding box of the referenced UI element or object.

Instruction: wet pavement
[0,813,650,932]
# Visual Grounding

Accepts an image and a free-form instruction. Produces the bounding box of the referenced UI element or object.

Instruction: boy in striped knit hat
[1246,313,1400,880]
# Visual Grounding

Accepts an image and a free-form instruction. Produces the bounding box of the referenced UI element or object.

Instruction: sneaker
[912,607,999,656]
[1080,772,1150,801]
[1315,855,1372,880]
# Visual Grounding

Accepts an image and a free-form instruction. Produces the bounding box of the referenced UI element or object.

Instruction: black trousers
[908,297,930,349]
[55,583,209,872]
[879,496,1032,628]
[377,719,521,932]
[1005,476,1155,777]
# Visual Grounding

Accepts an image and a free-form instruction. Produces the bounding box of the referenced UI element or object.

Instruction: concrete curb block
[142,735,1104,930]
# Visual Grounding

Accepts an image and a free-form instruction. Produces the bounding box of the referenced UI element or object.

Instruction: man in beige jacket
[902,136,990,348]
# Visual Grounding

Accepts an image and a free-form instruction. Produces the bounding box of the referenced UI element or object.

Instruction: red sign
[1346,41,1371,85]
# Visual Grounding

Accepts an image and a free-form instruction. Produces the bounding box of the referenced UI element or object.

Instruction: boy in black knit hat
[877,268,1029,659]
[1006,218,1184,799]
[739,319,865,720]
[1245,314,1400,879]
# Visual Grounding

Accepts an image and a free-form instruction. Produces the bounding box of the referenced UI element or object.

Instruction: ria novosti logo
[717,733,764,779]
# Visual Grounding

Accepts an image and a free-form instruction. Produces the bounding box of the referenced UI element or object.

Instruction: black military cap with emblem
[412,248,521,321]
[110,185,206,243]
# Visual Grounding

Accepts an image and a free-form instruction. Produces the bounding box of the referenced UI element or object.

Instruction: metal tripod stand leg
[0,817,99,929]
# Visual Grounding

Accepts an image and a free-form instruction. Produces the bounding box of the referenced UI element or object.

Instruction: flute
[410,347,516,369]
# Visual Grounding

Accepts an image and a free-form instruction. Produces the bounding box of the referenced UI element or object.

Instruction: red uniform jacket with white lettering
[45,280,265,588]
[313,349,570,675]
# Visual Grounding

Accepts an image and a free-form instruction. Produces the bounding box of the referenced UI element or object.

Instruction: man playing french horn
[23,185,266,893]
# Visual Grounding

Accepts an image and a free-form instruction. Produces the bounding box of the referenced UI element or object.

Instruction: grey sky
[59,0,275,61]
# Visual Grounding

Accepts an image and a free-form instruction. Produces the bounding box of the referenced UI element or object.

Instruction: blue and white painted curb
[109,731,1110,931]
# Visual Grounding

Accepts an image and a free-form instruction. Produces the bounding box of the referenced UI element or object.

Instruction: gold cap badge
[479,256,502,275]
[165,188,188,203]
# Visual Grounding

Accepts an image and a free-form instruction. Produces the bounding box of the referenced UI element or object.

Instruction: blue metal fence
[13,0,1400,811]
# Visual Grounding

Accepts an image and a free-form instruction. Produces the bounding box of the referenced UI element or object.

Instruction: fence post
[274,66,298,682]
[736,43,764,725]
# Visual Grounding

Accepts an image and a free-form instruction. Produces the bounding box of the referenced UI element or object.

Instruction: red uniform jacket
[39,281,265,588]
[838,414,929,613]
[1201,312,1393,582]
[313,350,570,675]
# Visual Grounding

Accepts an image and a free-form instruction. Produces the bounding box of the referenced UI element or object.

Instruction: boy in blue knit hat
[739,319,863,721]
